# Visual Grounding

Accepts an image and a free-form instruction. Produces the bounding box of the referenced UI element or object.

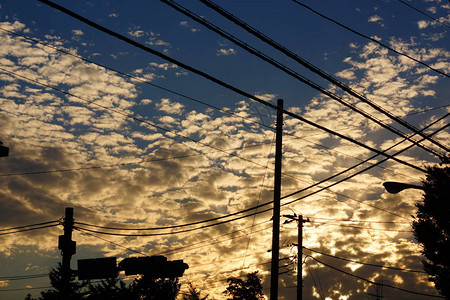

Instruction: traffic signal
[77,257,118,280]
[119,255,188,278]
[0,142,8,157]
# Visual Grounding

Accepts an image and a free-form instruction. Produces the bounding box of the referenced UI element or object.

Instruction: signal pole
[270,99,283,300]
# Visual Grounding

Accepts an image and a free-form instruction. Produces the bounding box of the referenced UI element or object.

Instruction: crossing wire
[291,0,450,73]
[36,0,429,173]
[198,0,450,155]
[303,246,426,273]
[0,224,60,236]
[162,0,446,160]
[0,220,60,232]
[1,64,433,236]
[397,0,450,28]
[73,119,448,235]
[309,255,445,298]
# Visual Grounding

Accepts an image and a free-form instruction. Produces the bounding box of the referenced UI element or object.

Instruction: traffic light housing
[119,256,188,278]
[0,143,8,157]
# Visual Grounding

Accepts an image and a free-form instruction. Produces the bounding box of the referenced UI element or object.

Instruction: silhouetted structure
[0,141,9,157]
[413,165,450,298]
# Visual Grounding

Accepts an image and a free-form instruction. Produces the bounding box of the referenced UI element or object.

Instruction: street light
[383,181,424,194]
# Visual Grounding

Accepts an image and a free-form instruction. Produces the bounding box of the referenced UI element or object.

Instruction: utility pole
[270,99,283,300]
[59,207,76,298]
[283,214,309,300]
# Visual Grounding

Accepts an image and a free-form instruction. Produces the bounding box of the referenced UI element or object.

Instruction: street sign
[77,257,117,280]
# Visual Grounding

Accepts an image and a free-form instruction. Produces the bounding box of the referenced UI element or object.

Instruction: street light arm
[383,181,425,194]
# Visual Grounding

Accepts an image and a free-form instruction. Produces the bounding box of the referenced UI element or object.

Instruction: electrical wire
[308,222,412,233]
[73,120,448,236]
[0,224,59,236]
[291,0,450,74]
[0,25,419,180]
[74,227,149,257]
[309,255,445,298]
[303,246,426,273]
[198,0,450,154]
[164,0,447,160]
[0,274,49,281]
[4,68,442,236]
[37,0,429,173]
[0,286,51,292]
[397,0,450,28]
[305,261,326,300]
[0,220,60,232]
[2,26,445,182]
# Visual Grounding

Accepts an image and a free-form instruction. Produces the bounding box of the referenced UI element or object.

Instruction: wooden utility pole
[59,207,76,298]
[284,214,308,300]
[270,99,283,300]
[297,215,305,300]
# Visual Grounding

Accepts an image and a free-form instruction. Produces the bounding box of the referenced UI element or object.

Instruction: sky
[0,0,449,299]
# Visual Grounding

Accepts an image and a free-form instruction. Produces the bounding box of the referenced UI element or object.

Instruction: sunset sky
[0,0,449,299]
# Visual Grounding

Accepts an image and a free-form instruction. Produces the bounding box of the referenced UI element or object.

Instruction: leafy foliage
[223,271,264,300]
[25,264,181,300]
[182,282,209,300]
[412,165,450,299]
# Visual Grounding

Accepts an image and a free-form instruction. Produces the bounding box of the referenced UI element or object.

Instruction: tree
[223,271,264,300]
[132,276,181,300]
[182,282,209,300]
[412,165,450,299]
[85,277,138,300]
[30,263,86,300]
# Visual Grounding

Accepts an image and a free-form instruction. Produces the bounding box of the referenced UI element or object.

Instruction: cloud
[217,48,236,56]
[418,20,430,29]
[368,15,383,23]
[128,30,145,38]
[71,29,84,36]
[1,18,449,300]
[156,98,185,115]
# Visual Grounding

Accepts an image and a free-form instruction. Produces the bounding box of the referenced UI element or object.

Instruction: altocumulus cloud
[0,16,449,300]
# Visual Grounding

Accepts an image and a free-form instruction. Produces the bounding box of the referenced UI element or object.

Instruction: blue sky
[0,0,449,299]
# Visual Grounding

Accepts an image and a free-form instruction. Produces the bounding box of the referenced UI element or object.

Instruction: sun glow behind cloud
[0,1,449,297]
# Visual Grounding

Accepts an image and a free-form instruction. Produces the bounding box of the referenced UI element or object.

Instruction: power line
[397,0,450,28]
[3,26,444,178]
[0,220,60,232]
[0,286,52,292]
[0,224,59,236]
[309,255,445,298]
[198,0,450,155]
[1,62,435,231]
[74,119,448,236]
[0,274,49,281]
[303,246,426,273]
[37,0,429,173]
[308,216,411,224]
[162,0,446,160]
[74,227,149,256]
[308,222,412,233]
[74,120,447,241]
[291,0,450,74]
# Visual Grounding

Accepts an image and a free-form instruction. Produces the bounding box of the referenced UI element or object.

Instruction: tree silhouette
[412,165,450,299]
[25,263,86,300]
[132,276,181,300]
[24,263,181,300]
[223,271,264,300]
[182,282,209,300]
[85,277,138,300]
